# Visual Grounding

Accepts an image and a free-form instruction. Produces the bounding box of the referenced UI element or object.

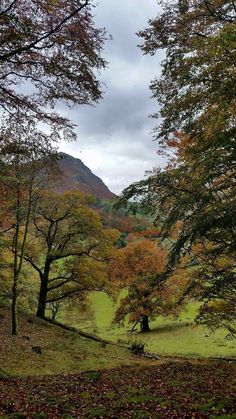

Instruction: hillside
[0,306,235,418]
[0,305,152,377]
[54,153,116,200]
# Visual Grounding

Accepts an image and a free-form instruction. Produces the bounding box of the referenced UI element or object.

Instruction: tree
[0,0,108,333]
[24,191,119,318]
[109,240,170,332]
[0,0,107,133]
[0,114,56,334]
[118,1,236,333]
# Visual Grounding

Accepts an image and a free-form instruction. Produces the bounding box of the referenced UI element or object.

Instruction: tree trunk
[11,170,33,335]
[36,277,48,318]
[11,169,20,336]
[37,257,51,318]
[11,273,18,335]
[140,315,150,333]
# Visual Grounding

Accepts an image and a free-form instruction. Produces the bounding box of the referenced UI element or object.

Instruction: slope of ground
[0,362,235,418]
[0,305,154,377]
[54,153,115,199]
[60,292,236,359]
[1,305,236,418]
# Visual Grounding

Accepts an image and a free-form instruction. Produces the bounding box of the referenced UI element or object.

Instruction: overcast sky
[59,0,165,195]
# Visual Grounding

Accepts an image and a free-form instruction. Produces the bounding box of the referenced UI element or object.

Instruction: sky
[59,0,165,195]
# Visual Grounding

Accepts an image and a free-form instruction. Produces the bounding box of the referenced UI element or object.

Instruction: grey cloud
[61,76,159,143]
[60,0,164,194]
[94,0,158,52]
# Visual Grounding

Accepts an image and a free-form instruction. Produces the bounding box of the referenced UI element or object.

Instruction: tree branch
[23,255,43,276]
[46,286,91,303]
[0,1,89,61]
[0,0,17,16]
[204,0,235,23]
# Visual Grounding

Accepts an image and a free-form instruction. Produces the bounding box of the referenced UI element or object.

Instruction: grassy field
[1,291,235,378]
[61,292,236,359]
[1,303,235,417]
[0,305,155,377]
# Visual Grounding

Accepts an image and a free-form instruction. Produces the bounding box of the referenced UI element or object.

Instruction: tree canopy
[0,0,107,133]
[0,0,109,334]
[24,190,119,318]
[118,0,236,334]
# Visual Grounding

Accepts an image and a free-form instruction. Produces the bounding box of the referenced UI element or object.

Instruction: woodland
[0,0,235,418]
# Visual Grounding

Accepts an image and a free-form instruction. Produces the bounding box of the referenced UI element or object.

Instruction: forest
[0,0,235,418]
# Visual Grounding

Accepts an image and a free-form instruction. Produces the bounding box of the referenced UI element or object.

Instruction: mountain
[54,153,115,200]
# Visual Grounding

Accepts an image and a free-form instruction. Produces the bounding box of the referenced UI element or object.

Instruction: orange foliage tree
[109,240,184,332]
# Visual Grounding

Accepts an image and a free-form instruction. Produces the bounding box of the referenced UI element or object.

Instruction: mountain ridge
[54,153,116,200]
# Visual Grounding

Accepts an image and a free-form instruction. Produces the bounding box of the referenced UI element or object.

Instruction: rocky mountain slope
[54,153,115,200]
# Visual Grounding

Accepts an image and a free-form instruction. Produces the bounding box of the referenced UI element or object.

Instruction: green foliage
[97,199,152,234]
[0,368,8,379]
[23,190,119,318]
[115,232,128,249]
[118,0,236,334]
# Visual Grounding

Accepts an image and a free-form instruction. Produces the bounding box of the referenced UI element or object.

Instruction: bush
[130,339,145,355]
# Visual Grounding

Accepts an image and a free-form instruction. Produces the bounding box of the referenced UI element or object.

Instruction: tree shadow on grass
[149,321,193,334]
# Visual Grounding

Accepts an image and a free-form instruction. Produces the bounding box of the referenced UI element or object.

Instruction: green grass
[0,306,155,377]
[0,368,8,378]
[61,291,236,359]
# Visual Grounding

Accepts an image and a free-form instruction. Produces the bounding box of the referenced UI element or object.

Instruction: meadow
[1,300,235,418]
[61,292,236,359]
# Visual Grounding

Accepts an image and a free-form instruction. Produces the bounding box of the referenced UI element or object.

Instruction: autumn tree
[0,0,109,332]
[0,114,56,334]
[23,191,119,319]
[118,1,236,333]
[0,0,107,134]
[109,240,169,332]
